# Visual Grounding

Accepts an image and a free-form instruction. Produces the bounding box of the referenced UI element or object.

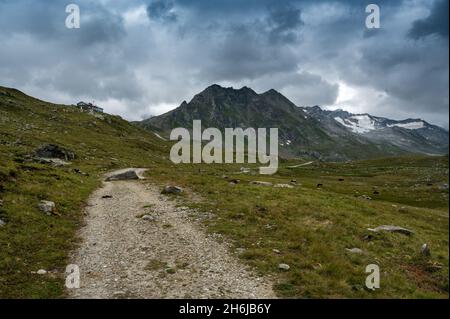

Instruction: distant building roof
[76,101,103,113]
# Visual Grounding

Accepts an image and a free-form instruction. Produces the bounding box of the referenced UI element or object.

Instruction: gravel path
[68,169,275,299]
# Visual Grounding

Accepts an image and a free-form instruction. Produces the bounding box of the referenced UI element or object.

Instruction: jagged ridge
[138,85,448,161]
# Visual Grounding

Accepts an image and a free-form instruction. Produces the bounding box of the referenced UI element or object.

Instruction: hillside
[139,85,448,161]
[0,86,170,298]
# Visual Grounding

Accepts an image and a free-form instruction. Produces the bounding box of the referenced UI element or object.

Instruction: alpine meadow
[0,0,448,306]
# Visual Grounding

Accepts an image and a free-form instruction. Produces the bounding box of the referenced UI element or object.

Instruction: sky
[0,0,448,127]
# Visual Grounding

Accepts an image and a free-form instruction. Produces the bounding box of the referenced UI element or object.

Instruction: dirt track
[68,169,275,299]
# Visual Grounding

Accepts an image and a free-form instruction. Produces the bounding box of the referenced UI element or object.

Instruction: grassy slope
[146,156,449,298]
[0,87,169,298]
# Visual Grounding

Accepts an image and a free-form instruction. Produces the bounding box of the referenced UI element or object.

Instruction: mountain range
[138,84,449,161]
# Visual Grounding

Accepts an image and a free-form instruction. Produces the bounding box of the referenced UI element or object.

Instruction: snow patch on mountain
[387,121,425,130]
[153,132,167,141]
[334,115,376,133]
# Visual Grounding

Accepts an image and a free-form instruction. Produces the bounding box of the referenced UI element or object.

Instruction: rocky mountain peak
[138,85,449,160]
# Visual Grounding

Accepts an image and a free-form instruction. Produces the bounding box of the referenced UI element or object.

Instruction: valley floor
[68,169,275,299]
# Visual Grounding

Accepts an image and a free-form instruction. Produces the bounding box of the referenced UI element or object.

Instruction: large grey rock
[250,181,273,187]
[240,167,251,173]
[35,157,71,167]
[162,186,183,194]
[74,168,89,176]
[0,219,6,227]
[106,170,139,181]
[274,184,294,189]
[421,243,431,256]
[368,225,414,235]
[38,200,56,216]
[34,144,75,161]
[142,215,156,222]
[278,263,290,271]
[346,248,364,254]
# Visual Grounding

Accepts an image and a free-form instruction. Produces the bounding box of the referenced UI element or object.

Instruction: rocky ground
[68,169,275,299]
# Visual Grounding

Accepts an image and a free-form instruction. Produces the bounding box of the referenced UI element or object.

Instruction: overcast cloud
[0,0,448,127]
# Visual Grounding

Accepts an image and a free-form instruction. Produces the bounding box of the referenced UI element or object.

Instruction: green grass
[146,156,449,298]
[145,259,168,271]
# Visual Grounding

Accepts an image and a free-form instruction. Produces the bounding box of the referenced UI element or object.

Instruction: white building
[76,102,103,113]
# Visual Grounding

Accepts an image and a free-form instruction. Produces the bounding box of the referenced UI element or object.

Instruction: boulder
[38,200,56,216]
[274,184,294,189]
[250,181,273,186]
[398,206,409,213]
[162,186,183,194]
[34,144,75,161]
[278,263,290,271]
[255,205,268,214]
[74,168,89,176]
[312,263,322,270]
[142,215,156,222]
[421,243,431,256]
[113,291,127,298]
[0,219,6,227]
[346,248,364,254]
[240,167,251,173]
[368,225,414,235]
[35,157,71,167]
[106,170,139,181]
[36,269,47,275]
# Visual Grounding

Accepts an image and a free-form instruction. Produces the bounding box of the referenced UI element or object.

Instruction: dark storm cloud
[172,0,402,15]
[0,0,448,126]
[170,1,306,81]
[147,0,177,22]
[356,40,448,114]
[267,3,304,43]
[173,0,296,13]
[75,6,126,45]
[0,0,126,44]
[408,0,449,39]
[258,71,340,106]
[201,22,300,81]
